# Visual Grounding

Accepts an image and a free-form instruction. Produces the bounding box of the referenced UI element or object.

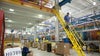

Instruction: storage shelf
[72,20,100,26]
[77,28,100,32]
[84,41,100,43]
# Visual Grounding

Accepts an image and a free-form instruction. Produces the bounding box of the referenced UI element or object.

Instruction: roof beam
[2,0,53,14]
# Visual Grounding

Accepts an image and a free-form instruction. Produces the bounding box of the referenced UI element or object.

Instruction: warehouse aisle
[31,48,60,56]
[31,48,100,56]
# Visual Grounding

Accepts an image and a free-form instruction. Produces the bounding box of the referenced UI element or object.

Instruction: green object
[11,34,14,46]
[22,53,27,56]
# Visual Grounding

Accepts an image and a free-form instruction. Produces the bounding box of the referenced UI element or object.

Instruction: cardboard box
[38,43,41,50]
[32,42,38,48]
[64,43,70,56]
[55,42,71,56]
[41,42,47,51]
[55,43,64,55]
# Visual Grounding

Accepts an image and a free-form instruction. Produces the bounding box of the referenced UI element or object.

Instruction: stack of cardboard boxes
[32,42,38,48]
[38,43,41,50]
[55,42,71,56]
[55,42,64,55]
[41,42,47,51]
[64,43,71,56]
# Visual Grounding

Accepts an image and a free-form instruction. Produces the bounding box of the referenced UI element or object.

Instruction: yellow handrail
[53,9,86,56]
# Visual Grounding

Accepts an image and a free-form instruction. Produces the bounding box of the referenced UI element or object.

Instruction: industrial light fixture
[39,23,50,27]
[27,32,31,35]
[93,2,96,5]
[39,23,45,26]
[5,18,8,20]
[38,14,43,18]
[9,8,14,12]
[7,20,13,22]
[69,12,72,14]
[28,23,32,25]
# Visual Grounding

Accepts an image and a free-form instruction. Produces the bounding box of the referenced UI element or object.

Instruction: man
[22,43,30,56]
[64,12,70,29]
[64,13,70,23]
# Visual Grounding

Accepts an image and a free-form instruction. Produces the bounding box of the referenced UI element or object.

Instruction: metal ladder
[0,10,5,56]
[53,9,86,56]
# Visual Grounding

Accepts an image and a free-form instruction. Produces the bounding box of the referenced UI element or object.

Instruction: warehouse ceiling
[61,0,100,18]
[0,2,54,30]
[0,0,100,31]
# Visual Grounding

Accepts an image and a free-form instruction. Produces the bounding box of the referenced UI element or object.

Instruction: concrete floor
[30,48,100,56]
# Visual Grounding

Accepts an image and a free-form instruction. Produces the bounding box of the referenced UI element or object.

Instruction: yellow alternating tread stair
[52,9,86,56]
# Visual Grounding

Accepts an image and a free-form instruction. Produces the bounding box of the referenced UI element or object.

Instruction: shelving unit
[70,13,100,52]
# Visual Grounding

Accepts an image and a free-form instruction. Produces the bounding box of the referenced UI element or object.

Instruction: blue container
[63,38,71,43]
